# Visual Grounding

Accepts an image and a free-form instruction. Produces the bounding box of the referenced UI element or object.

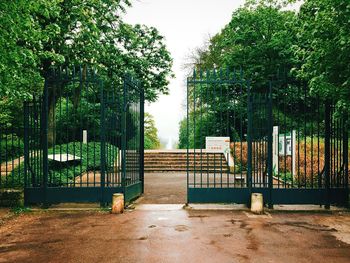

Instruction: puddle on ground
[174,225,189,232]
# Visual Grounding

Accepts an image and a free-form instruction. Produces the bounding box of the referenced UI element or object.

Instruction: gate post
[324,101,331,209]
[267,82,274,209]
[247,80,253,207]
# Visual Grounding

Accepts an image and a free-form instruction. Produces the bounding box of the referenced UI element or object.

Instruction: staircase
[144,150,229,173]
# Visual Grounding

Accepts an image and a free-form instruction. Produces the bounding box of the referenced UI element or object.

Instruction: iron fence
[0,67,144,206]
[187,69,349,207]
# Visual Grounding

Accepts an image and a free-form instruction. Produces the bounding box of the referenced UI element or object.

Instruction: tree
[0,0,173,131]
[179,0,299,146]
[0,0,44,127]
[296,0,350,112]
[144,113,160,149]
[193,0,298,90]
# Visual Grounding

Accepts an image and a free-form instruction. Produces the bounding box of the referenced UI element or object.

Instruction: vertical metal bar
[0,126,2,188]
[247,80,253,205]
[343,114,348,205]
[42,78,49,206]
[58,91,62,186]
[122,76,128,204]
[79,67,83,187]
[24,102,29,189]
[267,82,273,208]
[139,85,145,194]
[199,70,203,188]
[206,70,209,187]
[100,80,106,205]
[31,96,35,187]
[317,95,321,188]
[226,69,230,187]
[284,86,287,187]
[303,85,307,188]
[324,101,331,209]
[239,79,243,188]
[11,127,14,187]
[186,76,190,204]
[193,70,196,188]
[65,92,69,186]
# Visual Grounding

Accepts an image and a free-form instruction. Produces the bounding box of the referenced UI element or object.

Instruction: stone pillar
[251,193,264,214]
[111,193,124,214]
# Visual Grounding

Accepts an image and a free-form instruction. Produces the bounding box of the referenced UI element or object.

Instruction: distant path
[139,172,187,204]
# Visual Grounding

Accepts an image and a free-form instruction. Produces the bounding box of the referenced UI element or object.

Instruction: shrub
[230,138,350,186]
[6,141,118,188]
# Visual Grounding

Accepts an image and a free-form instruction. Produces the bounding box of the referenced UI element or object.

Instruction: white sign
[205,137,230,153]
[273,127,296,176]
[279,133,294,156]
[273,126,279,174]
[83,130,88,144]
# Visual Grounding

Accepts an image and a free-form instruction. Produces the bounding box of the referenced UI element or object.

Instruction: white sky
[124,0,245,147]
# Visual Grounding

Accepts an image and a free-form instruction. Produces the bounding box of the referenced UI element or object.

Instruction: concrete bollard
[111,193,124,214]
[251,193,263,214]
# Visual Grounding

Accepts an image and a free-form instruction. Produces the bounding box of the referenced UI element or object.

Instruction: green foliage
[54,97,101,144]
[178,114,239,149]
[144,113,160,149]
[179,0,350,147]
[178,118,189,149]
[11,206,31,215]
[0,0,173,130]
[47,142,117,186]
[296,0,350,111]
[195,0,297,90]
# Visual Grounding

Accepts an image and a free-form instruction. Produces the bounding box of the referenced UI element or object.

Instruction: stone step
[144,163,226,167]
[144,157,226,161]
[145,157,226,161]
[145,163,226,167]
[143,151,228,172]
[144,153,227,157]
[144,168,229,172]
[145,162,226,167]
[144,156,226,160]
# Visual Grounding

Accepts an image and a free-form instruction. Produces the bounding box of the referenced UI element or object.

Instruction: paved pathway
[141,172,187,204]
[0,207,349,263]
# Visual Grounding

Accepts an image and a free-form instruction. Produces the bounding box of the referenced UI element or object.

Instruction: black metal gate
[186,69,349,207]
[23,68,144,205]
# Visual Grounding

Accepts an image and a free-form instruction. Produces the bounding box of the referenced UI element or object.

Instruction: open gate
[23,68,144,205]
[186,69,349,207]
